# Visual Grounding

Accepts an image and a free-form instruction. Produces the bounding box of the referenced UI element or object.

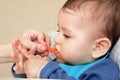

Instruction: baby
[11,0,120,79]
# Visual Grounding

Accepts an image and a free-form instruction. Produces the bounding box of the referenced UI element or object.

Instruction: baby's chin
[56,58,80,65]
[57,59,75,65]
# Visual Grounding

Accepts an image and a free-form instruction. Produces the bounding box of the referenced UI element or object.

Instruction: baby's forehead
[59,8,97,29]
[60,1,110,30]
[61,8,105,34]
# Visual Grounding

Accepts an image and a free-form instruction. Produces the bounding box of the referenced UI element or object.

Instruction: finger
[38,34,50,52]
[12,38,20,51]
[44,34,51,46]
[19,38,35,49]
[19,29,40,49]
[18,53,24,70]
[37,32,46,44]
[13,64,24,74]
[12,49,20,63]
[36,32,47,51]
[13,64,19,71]
[13,53,24,72]
[36,43,46,52]
[18,45,34,59]
[12,39,21,60]
[14,62,21,72]
[39,51,48,57]
[37,32,51,46]
[29,44,37,55]
[32,40,46,52]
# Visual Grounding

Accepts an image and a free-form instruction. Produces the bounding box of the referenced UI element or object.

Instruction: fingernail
[41,46,46,50]
[37,45,45,52]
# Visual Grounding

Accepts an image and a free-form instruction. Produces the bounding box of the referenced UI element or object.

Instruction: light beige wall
[0,0,66,44]
[0,0,66,77]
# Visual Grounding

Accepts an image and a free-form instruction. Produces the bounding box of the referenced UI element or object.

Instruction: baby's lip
[46,46,61,58]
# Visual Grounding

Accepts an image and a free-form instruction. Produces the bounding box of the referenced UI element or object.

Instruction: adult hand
[11,39,36,74]
[12,39,25,74]
[19,29,50,57]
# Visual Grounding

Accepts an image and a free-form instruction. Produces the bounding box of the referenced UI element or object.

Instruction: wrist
[37,58,49,78]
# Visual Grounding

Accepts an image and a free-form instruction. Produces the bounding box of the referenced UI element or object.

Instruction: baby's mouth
[46,46,61,58]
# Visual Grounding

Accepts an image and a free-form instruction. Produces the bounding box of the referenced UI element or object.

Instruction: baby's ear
[91,38,111,59]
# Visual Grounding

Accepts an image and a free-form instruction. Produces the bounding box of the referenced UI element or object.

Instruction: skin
[54,9,97,65]
[0,43,13,63]
[0,29,50,63]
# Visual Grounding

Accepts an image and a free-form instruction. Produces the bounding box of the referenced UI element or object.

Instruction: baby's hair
[61,0,120,50]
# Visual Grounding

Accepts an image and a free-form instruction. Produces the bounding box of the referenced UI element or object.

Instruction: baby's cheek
[60,51,72,60]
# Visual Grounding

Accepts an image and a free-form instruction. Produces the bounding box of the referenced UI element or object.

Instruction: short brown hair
[61,0,120,49]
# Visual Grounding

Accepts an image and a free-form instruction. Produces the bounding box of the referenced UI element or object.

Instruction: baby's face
[54,10,97,65]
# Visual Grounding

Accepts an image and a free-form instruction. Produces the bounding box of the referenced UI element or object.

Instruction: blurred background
[0,0,66,77]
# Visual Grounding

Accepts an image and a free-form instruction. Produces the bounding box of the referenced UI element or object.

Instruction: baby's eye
[57,30,60,32]
[63,34,70,38]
